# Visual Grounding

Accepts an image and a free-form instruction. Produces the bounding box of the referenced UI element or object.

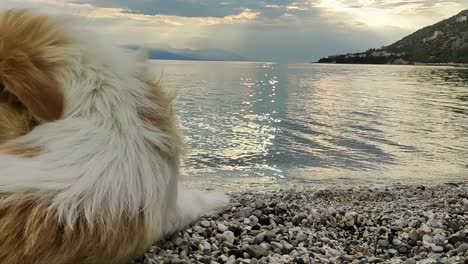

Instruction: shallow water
[151,61,468,185]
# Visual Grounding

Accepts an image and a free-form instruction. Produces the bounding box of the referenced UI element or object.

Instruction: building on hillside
[456,16,467,22]
[371,50,391,57]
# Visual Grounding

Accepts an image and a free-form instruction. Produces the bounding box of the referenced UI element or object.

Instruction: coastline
[134,181,468,264]
[413,62,468,68]
[313,62,468,68]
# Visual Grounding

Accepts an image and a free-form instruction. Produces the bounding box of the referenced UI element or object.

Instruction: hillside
[318,10,468,64]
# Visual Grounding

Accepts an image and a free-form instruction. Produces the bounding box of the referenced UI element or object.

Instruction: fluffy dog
[0,9,228,264]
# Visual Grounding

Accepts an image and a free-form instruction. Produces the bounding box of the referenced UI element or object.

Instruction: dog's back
[0,9,227,263]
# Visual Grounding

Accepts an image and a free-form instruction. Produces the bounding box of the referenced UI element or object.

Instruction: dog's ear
[0,9,66,121]
[136,47,149,63]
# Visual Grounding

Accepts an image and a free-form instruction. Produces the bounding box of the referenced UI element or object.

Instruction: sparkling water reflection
[152,61,468,184]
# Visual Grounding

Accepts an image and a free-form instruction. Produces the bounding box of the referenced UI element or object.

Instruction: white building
[371,50,391,57]
[456,16,467,22]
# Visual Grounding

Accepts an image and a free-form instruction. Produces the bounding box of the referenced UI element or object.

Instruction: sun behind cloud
[314,0,464,30]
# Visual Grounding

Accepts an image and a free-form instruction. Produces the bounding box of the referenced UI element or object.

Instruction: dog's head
[0,9,67,144]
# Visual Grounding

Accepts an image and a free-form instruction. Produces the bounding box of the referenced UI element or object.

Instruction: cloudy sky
[0,0,466,62]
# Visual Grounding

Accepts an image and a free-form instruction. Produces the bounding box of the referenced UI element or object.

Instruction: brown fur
[0,9,67,121]
[0,91,35,145]
[0,193,154,264]
[139,72,184,158]
[0,82,39,156]
[0,143,41,158]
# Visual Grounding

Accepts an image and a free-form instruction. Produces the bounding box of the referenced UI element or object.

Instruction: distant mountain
[318,10,468,65]
[167,48,247,61]
[125,46,247,62]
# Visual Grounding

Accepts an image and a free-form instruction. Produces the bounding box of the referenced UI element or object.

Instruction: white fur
[0,10,228,237]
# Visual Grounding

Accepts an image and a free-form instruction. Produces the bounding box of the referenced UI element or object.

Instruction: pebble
[133,184,468,264]
[296,232,308,242]
[218,223,228,232]
[281,240,293,251]
[239,207,254,218]
[432,245,444,253]
[200,220,211,228]
[254,233,265,244]
[418,224,432,236]
[249,215,259,226]
[245,245,267,258]
[409,230,419,241]
[270,242,283,250]
[194,226,205,234]
[392,238,402,246]
[222,231,235,244]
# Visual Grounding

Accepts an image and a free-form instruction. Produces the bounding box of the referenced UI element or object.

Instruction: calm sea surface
[152,61,468,185]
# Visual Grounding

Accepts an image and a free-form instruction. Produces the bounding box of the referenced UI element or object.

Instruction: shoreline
[182,175,468,193]
[313,62,468,68]
[134,181,468,264]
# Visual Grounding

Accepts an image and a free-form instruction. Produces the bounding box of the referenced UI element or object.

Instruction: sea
[151,61,468,187]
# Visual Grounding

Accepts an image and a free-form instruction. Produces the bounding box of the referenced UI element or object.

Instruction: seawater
[151,61,468,185]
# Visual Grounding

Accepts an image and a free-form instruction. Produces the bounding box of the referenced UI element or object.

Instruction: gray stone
[212,243,219,251]
[423,235,433,243]
[245,245,268,258]
[409,230,419,241]
[194,226,205,234]
[392,239,402,246]
[270,242,283,250]
[275,203,287,212]
[254,233,265,244]
[200,220,211,228]
[253,210,263,218]
[255,200,265,209]
[296,232,308,242]
[368,257,384,263]
[457,243,468,254]
[417,224,431,236]
[249,215,259,226]
[432,245,444,253]
[398,245,409,254]
[378,239,390,248]
[218,223,228,232]
[202,241,211,252]
[222,231,235,244]
[218,255,228,263]
[239,207,254,218]
[281,240,293,251]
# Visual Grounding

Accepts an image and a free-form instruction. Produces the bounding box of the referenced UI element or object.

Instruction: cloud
[73,0,259,17]
[0,0,466,62]
[224,9,260,22]
[313,0,464,29]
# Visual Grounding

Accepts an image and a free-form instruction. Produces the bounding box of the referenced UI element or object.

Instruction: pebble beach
[134,181,468,264]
